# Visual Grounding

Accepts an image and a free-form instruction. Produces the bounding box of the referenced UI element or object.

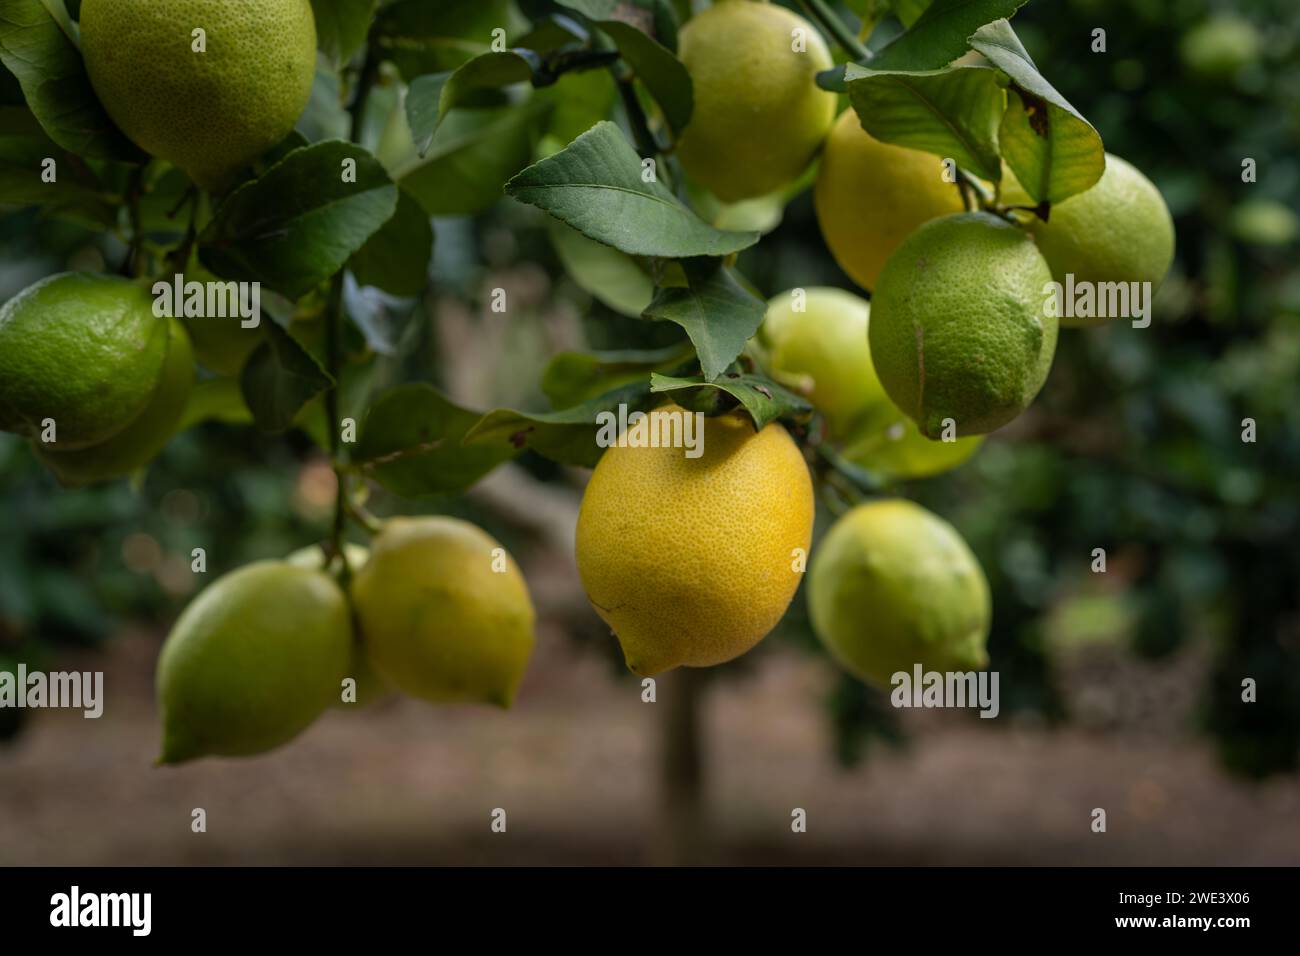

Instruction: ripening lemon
[844,412,983,482]
[285,543,391,708]
[808,499,990,687]
[0,273,169,449]
[815,110,965,291]
[575,403,814,676]
[80,0,317,190]
[756,287,888,439]
[351,517,536,708]
[36,317,194,486]
[676,0,835,202]
[869,212,1057,438]
[157,561,353,764]
[1003,154,1174,325]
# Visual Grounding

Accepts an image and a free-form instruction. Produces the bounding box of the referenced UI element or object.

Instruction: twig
[797,0,873,63]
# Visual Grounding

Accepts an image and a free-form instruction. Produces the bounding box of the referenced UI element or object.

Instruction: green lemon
[80,0,317,191]
[844,411,983,482]
[157,561,353,764]
[0,272,169,449]
[869,212,1057,437]
[808,499,990,687]
[756,287,888,439]
[815,110,965,292]
[676,0,835,202]
[35,317,194,487]
[285,543,392,708]
[1004,154,1174,325]
[351,517,536,707]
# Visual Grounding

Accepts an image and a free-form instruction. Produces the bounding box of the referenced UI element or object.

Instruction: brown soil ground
[2,627,1298,867]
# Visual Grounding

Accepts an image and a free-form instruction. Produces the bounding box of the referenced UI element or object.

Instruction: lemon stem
[797,0,873,64]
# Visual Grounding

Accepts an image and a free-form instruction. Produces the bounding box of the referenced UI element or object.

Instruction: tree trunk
[653,667,707,866]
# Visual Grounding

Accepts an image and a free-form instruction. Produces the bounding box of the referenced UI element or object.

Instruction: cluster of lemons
[0,0,1182,759]
[577,0,1174,687]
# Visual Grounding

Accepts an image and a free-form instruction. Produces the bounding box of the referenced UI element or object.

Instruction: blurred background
[2,0,1299,865]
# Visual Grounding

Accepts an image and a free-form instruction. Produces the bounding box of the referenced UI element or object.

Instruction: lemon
[815,110,965,292]
[157,561,353,764]
[869,212,1057,437]
[80,0,317,191]
[285,543,392,708]
[756,287,888,439]
[1004,154,1174,324]
[0,273,169,449]
[676,0,835,202]
[844,412,983,482]
[575,402,814,676]
[35,317,194,487]
[351,517,536,708]
[808,499,990,686]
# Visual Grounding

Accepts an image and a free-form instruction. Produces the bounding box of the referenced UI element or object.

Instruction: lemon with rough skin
[809,499,990,687]
[676,0,835,202]
[757,287,888,439]
[0,273,169,449]
[157,561,353,764]
[351,517,535,708]
[576,403,814,676]
[869,212,1057,437]
[36,317,194,486]
[815,110,965,291]
[80,0,317,191]
[1004,154,1174,325]
[285,543,392,708]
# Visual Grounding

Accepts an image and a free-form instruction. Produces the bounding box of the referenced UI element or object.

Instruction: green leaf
[240,324,335,434]
[463,381,657,468]
[309,0,377,66]
[970,19,1104,204]
[542,345,692,408]
[0,130,115,227]
[891,0,934,29]
[406,51,538,155]
[844,64,1005,182]
[371,0,512,79]
[537,67,618,146]
[505,121,758,257]
[296,66,352,143]
[642,261,766,382]
[0,0,142,160]
[548,219,655,318]
[178,377,254,431]
[354,383,518,497]
[650,372,812,431]
[348,189,433,296]
[596,20,692,133]
[871,0,1029,71]
[342,275,419,356]
[199,141,399,299]
[398,100,548,216]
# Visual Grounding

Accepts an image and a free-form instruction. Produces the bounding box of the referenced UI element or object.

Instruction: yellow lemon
[676,0,835,202]
[869,212,1057,437]
[575,403,814,676]
[809,499,990,686]
[351,517,536,708]
[756,287,888,439]
[157,561,353,764]
[815,110,965,291]
[80,0,317,190]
